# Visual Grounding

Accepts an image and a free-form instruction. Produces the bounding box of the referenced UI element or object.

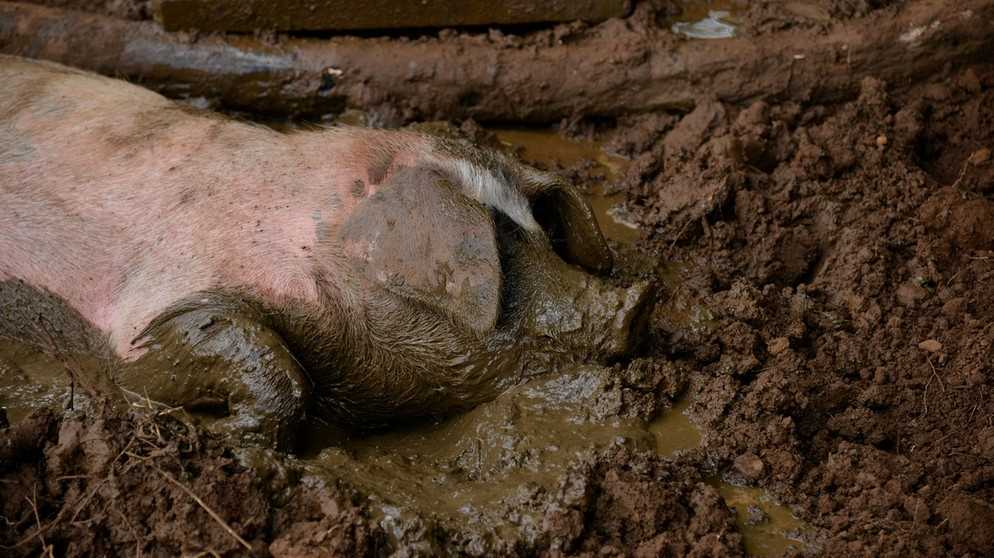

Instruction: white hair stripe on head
[430,157,540,232]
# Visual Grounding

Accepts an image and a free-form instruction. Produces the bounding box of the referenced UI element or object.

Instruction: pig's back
[0,56,323,353]
[0,56,175,332]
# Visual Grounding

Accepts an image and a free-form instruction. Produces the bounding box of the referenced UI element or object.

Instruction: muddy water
[301,365,659,548]
[0,340,79,423]
[649,397,812,556]
[0,333,815,555]
[494,129,641,245]
[670,1,745,39]
[649,397,702,456]
[714,481,811,557]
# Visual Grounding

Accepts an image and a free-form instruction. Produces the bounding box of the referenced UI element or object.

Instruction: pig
[0,55,654,448]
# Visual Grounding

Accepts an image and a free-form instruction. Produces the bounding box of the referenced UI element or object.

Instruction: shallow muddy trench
[3,1,994,557]
[1,128,812,556]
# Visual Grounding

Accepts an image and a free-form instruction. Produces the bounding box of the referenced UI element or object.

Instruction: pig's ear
[340,166,502,334]
[524,172,614,275]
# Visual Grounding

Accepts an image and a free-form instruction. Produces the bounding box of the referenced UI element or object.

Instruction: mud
[18,0,150,19]
[0,340,86,424]
[610,63,994,555]
[4,1,994,556]
[650,401,812,555]
[2,119,812,557]
[153,0,628,32]
[2,0,992,121]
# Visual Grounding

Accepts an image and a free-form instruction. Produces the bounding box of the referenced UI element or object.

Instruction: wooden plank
[154,0,629,32]
[2,1,991,122]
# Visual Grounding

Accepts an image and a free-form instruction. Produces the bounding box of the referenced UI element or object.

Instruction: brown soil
[4,0,991,123]
[17,0,149,19]
[3,1,994,557]
[1,403,745,556]
[0,406,379,556]
[607,65,994,556]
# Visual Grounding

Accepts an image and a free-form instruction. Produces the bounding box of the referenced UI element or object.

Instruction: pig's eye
[528,186,613,275]
[491,212,531,324]
[532,191,579,265]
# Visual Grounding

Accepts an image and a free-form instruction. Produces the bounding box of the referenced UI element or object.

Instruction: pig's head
[279,134,655,427]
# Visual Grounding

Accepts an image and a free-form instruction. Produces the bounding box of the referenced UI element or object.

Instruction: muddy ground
[3,1,994,556]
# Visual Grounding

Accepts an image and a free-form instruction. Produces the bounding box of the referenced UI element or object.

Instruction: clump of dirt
[734,0,904,35]
[605,63,994,555]
[0,405,378,556]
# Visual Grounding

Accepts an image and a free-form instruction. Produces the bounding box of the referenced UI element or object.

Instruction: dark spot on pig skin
[366,148,396,185]
[127,109,186,143]
[177,186,196,206]
[351,179,367,198]
[102,107,223,156]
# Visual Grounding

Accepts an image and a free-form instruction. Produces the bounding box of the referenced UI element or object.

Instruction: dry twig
[27,485,54,556]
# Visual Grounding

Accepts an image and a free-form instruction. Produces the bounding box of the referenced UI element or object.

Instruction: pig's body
[3,59,329,355]
[1,56,651,447]
[1,57,533,356]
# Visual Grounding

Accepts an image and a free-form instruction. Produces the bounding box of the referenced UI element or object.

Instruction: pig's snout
[526,271,657,361]
[595,279,656,358]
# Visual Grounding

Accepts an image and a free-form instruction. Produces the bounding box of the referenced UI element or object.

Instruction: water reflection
[670,1,744,39]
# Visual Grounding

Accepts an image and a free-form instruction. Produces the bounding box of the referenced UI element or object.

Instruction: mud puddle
[649,397,702,457]
[295,356,811,555]
[714,482,811,557]
[650,399,813,556]
[0,340,88,424]
[670,1,745,39]
[298,365,659,550]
